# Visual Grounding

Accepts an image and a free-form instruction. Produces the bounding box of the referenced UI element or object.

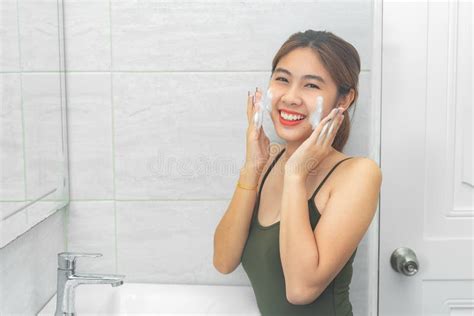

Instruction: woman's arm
[213,165,261,274]
[279,172,320,304]
[280,158,382,305]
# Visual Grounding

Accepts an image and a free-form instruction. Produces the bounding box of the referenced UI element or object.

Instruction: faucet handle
[58,252,103,271]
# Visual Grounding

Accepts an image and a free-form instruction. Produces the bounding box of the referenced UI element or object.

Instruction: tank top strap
[257,148,286,197]
[250,148,286,225]
[309,157,354,201]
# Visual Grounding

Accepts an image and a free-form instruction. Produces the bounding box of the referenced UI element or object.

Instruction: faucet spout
[72,273,126,285]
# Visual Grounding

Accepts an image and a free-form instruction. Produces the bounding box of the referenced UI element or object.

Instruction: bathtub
[38,283,261,315]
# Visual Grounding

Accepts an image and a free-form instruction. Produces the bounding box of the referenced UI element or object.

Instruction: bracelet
[237,181,258,191]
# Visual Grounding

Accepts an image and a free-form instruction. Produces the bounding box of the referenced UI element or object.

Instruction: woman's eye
[275,77,319,89]
[307,83,320,89]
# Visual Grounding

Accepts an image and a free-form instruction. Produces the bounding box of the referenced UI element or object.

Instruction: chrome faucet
[54,252,125,316]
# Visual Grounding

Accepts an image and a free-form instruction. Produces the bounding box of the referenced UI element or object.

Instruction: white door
[380,0,473,315]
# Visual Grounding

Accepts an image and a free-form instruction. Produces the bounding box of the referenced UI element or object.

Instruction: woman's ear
[337,88,356,111]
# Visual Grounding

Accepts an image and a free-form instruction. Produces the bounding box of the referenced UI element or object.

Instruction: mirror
[0,0,69,247]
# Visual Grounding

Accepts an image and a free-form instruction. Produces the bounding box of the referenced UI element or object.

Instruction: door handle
[390,247,419,276]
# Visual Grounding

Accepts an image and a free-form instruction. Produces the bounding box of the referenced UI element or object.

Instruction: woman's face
[268,47,340,142]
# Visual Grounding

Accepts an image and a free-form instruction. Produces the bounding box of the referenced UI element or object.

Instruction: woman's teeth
[280,111,305,121]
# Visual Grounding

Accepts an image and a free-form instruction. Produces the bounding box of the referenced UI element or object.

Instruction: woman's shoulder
[344,156,380,172]
[331,155,382,191]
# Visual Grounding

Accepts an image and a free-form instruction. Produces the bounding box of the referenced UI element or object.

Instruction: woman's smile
[278,110,307,126]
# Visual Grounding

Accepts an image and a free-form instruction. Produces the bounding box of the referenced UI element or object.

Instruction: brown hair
[271,30,361,152]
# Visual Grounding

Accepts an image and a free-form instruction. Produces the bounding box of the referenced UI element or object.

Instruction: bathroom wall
[0,208,66,315]
[64,1,377,315]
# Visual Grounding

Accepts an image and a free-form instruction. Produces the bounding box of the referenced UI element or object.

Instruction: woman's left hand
[284,107,345,179]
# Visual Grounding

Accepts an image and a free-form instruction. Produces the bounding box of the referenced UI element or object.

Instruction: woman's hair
[271,30,361,152]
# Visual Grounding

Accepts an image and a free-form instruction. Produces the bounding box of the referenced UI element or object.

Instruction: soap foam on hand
[253,88,268,130]
[254,86,272,130]
[264,88,273,112]
[309,95,324,130]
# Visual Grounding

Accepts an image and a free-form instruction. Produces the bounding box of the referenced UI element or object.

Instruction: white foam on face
[309,95,324,130]
[259,90,327,144]
[261,87,286,144]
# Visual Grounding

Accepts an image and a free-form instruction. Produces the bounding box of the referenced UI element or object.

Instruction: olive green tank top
[241,148,357,316]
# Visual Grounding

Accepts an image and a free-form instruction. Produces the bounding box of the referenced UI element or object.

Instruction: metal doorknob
[390,247,419,276]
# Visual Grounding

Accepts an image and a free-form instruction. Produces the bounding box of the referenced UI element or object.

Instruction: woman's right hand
[244,87,273,176]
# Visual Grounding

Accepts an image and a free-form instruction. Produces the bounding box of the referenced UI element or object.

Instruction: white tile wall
[22,73,64,200]
[0,73,24,201]
[63,0,111,71]
[66,73,114,199]
[67,201,116,273]
[109,1,372,71]
[64,1,375,315]
[112,72,254,199]
[116,200,250,285]
[0,0,20,71]
[17,0,60,71]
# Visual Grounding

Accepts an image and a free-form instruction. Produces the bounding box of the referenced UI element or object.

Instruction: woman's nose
[281,87,302,106]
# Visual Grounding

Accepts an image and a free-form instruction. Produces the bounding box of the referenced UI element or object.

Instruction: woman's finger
[258,129,269,152]
[254,87,261,111]
[316,120,331,146]
[253,88,263,135]
[316,108,340,145]
[253,87,260,105]
[311,108,339,144]
[321,112,343,146]
[327,117,337,139]
[247,91,254,125]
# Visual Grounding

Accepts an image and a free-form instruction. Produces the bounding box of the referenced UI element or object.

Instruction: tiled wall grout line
[108,0,119,275]
[0,69,373,74]
[62,0,71,252]
[15,0,28,224]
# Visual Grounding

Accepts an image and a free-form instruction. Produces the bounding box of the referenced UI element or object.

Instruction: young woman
[213,30,382,315]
